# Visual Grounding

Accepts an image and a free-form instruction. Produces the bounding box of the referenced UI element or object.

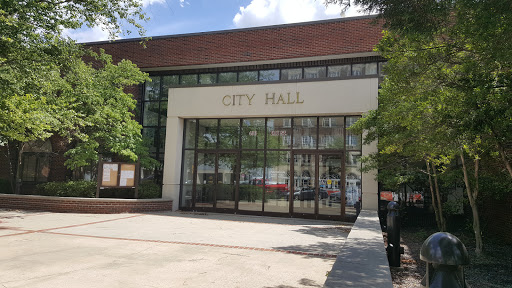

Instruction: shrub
[0,179,13,194]
[35,181,96,198]
[138,180,162,199]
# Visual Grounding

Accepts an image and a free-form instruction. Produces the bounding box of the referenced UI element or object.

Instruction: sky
[64,0,369,43]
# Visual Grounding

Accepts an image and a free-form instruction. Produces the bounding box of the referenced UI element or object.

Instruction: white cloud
[233,0,366,28]
[63,25,117,43]
[140,0,166,7]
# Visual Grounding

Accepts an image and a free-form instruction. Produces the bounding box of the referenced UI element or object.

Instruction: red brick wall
[0,194,172,214]
[86,17,383,69]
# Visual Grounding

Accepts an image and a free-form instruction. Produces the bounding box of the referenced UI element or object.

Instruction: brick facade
[86,16,383,69]
[0,194,172,214]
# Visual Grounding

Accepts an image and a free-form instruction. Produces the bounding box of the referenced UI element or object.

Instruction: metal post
[386,201,402,267]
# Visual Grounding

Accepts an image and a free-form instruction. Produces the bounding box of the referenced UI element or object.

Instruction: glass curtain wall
[141,75,174,182]
[181,116,362,219]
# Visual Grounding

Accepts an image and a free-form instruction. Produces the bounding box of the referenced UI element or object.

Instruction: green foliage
[0,1,156,176]
[35,181,96,198]
[138,180,162,199]
[0,179,13,194]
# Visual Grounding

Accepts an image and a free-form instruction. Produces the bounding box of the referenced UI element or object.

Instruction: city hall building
[10,16,384,220]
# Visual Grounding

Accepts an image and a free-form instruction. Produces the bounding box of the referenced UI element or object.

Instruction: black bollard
[420,232,470,288]
[386,201,403,267]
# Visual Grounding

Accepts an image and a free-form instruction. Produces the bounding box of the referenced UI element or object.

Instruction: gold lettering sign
[224,92,304,106]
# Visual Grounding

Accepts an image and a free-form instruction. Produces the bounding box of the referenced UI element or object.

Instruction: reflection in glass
[218,72,237,83]
[181,150,195,207]
[219,119,240,149]
[319,154,342,216]
[267,118,292,149]
[304,67,326,79]
[293,153,316,214]
[265,151,290,213]
[241,118,265,149]
[143,102,159,126]
[328,65,351,78]
[259,69,279,81]
[216,153,237,209]
[198,119,218,149]
[239,71,258,82]
[180,74,198,86]
[239,152,264,211]
[365,63,378,75]
[346,151,361,217]
[159,129,166,150]
[319,117,344,149]
[196,153,216,207]
[199,73,217,84]
[293,117,317,149]
[352,64,365,76]
[144,76,160,100]
[281,68,302,80]
[143,128,158,153]
[160,101,167,126]
[184,119,197,149]
[161,75,179,99]
[346,116,362,150]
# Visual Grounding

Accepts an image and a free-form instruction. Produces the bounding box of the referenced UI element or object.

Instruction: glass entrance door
[195,152,238,210]
[318,153,345,216]
[216,153,237,210]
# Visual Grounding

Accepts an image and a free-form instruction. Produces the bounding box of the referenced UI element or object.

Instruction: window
[218,72,237,83]
[302,136,315,147]
[282,135,291,146]
[328,65,351,77]
[322,117,337,127]
[281,68,302,80]
[259,69,279,81]
[379,62,387,76]
[304,67,326,79]
[302,118,314,127]
[283,119,291,128]
[199,73,216,84]
[180,74,198,85]
[22,153,50,182]
[352,64,365,76]
[238,71,258,82]
[365,63,378,75]
[321,135,335,146]
[145,76,161,100]
[161,75,178,99]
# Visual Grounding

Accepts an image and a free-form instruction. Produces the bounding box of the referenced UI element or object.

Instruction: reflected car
[329,191,341,203]
[291,188,328,201]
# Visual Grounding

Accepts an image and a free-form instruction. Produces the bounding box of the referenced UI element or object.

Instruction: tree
[0,1,151,193]
[329,0,512,254]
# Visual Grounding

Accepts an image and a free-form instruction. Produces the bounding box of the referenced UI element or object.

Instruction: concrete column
[162,116,184,211]
[361,138,378,211]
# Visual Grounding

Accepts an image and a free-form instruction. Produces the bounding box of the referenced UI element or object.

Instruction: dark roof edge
[82,14,379,45]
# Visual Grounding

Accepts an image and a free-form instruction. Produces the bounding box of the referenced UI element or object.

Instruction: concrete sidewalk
[0,210,351,288]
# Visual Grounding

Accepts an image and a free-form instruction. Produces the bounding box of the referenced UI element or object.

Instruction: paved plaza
[0,210,351,288]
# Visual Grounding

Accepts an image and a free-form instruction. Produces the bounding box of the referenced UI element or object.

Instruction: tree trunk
[14,142,25,194]
[426,160,442,231]
[497,142,512,178]
[6,142,16,194]
[432,162,446,231]
[460,151,483,255]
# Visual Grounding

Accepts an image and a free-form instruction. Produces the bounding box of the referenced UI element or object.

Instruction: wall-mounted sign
[222,92,304,106]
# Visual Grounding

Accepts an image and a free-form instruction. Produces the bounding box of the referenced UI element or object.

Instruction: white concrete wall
[162,78,379,211]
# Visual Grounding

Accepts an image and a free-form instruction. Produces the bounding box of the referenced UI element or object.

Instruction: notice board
[119,164,136,187]
[101,163,119,186]
[97,158,140,198]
